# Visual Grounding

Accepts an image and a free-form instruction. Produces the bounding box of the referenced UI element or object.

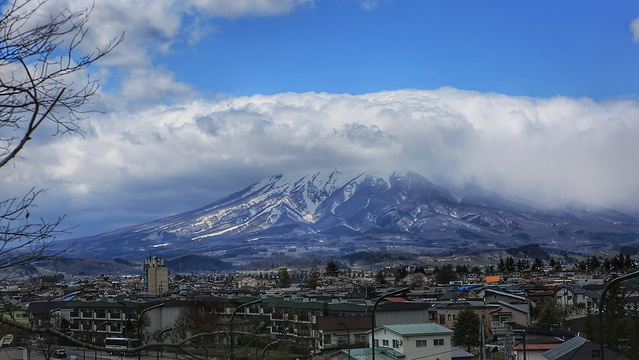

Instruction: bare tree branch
[0,0,122,279]
[0,315,283,360]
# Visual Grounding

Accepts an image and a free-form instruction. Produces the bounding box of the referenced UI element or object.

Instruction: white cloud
[2,89,638,238]
[185,0,314,18]
[0,0,314,111]
[357,0,383,11]
[631,17,639,42]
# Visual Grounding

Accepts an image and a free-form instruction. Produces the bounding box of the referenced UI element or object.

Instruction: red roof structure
[513,343,559,351]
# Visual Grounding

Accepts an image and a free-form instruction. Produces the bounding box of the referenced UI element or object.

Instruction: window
[337,335,346,345]
[439,315,445,324]
[382,340,389,347]
[499,316,510,323]
[323,334,331,345]
[447,314,451,321]
[434,339,444,346]
[416,340,427,348]
[392,339,400,348]
[375,339,379,347]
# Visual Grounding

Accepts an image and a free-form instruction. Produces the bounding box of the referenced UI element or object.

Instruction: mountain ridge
[56,170,639,264]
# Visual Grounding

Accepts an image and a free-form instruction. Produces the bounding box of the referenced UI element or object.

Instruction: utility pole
[479,320,485,360]
[504,325,514,360]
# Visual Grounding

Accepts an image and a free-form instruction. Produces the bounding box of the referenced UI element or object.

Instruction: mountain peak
[58,170,639,264]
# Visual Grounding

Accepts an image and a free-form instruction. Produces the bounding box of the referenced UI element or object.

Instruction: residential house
[227,296,434,347]
[525,288,555,309]
[482,289,528,305]
[555,285,587,309]
[542,336,629,360]
[431,302,499,331]
[450,347,474,359]
[488,301,529,330]
[368,323,453,360]
[513,343,559,360]
[317,316,372,351]
[0,300,28,325]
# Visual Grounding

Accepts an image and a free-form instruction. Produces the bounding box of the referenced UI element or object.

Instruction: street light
[598,270,639,360]
[155,327,172,360]
[231,299,262,360]
[371,288,408,360]
[138,303,165,360]
[48,308,62,350]
[92,321,109,360]
[48,308,62,325]
[337,322,351,360]
[261,340,279,360]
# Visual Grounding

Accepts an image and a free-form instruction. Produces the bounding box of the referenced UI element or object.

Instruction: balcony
[94,311,106,320]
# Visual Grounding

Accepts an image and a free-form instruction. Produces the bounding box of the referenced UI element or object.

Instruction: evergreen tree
[603,258,611,272]
[394,266,408,282]
[625,254,634,269]
[601,283,628,354]
[587,255,600,270]
[414,266,426,274]
[374,270,386,284]
[582,304,597,342]
[277,267,292,288]
[452,308,480,352]
[534,301,562,329]
[435,265,458,284]
[321,302,330,316]
[325,261,340,277]
[303,265,321,289]
[498,258,505,271]
[532,258,544,271]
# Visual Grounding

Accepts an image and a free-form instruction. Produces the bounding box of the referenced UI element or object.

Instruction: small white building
[555,285,588,308]
[367,323,454,360]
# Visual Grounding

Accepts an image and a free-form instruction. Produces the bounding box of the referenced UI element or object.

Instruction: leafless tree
[0,0,122,277]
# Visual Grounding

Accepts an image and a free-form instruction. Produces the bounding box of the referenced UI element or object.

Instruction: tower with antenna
[144,253,169,295]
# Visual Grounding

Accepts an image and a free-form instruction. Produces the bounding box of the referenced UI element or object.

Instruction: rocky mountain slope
[57,170,639,265]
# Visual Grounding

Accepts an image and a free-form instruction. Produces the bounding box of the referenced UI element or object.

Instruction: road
[29,347,181,360]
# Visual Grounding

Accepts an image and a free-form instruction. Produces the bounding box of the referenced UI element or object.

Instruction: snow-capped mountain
[59,170,639,263]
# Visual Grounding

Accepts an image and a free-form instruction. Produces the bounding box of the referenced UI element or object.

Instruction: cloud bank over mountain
[3,88,638,238]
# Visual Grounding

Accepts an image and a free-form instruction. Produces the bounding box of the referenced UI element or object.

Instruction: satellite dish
[1,334,14,346]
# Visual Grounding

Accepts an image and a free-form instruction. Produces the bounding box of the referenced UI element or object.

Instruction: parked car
[54,349,67,358]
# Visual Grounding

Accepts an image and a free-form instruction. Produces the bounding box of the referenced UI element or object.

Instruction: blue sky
[166,1,639,99]
[2,0,639,240]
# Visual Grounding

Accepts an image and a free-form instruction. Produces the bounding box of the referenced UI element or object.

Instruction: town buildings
[2,260,639,360]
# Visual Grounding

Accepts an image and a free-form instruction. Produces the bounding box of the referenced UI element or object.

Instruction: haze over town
[1,0,639,239]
